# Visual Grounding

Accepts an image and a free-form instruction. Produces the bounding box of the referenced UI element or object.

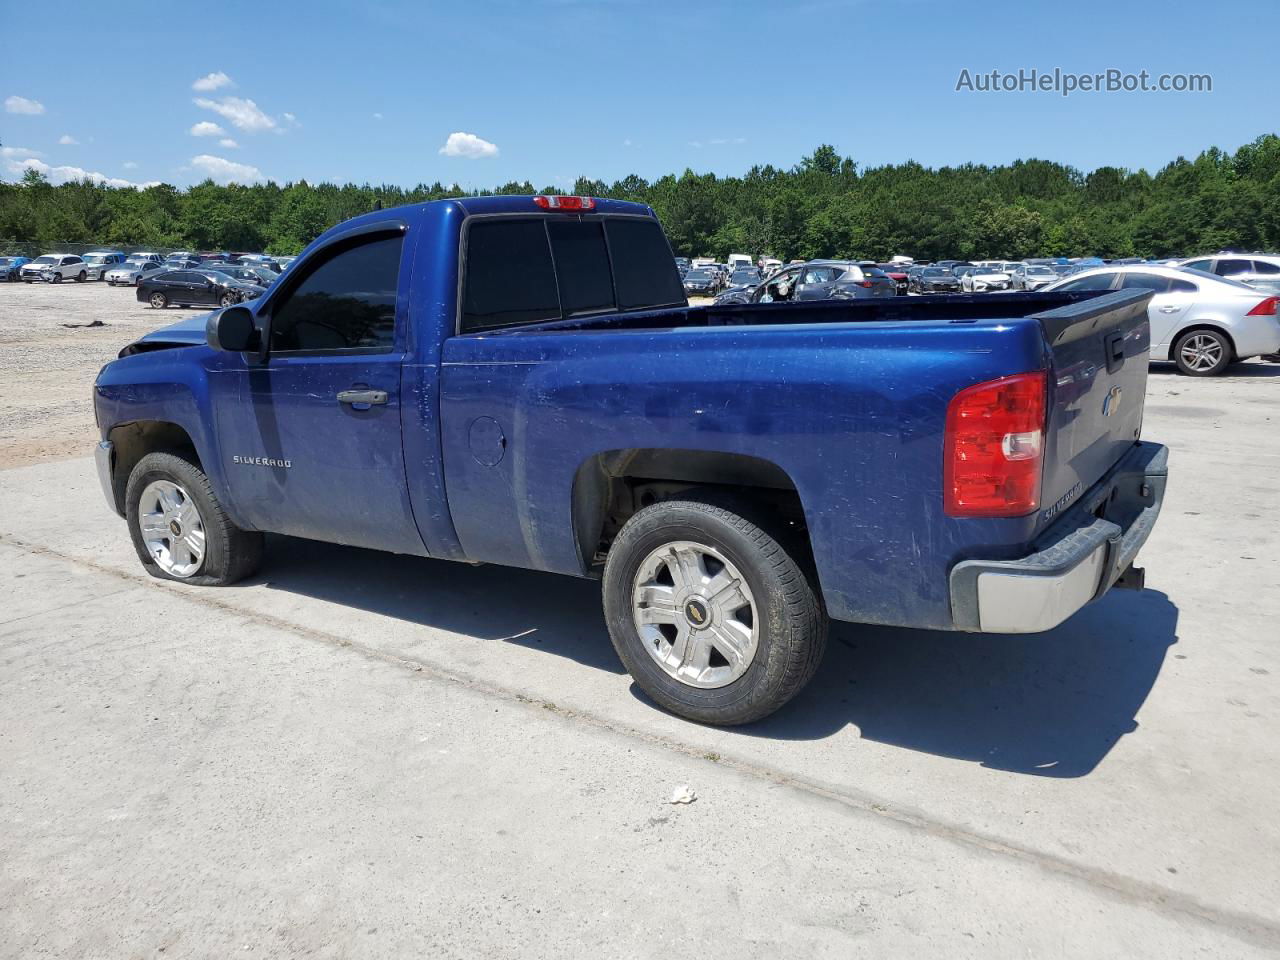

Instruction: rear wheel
[602,497,827,725]
[149,292,168,309]
[125,451,263,586]
[1173,328,1232,376]
[77,270,87,282]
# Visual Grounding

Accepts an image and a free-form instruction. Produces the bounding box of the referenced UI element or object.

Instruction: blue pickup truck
[93,195,1168,724]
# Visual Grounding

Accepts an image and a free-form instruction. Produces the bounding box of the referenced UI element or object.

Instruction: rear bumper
[948,441,1168,633]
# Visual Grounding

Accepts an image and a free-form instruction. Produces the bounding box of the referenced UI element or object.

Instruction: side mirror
[207,305,259,352]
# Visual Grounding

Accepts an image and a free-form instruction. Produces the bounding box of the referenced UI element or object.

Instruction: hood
[119,311,214,356]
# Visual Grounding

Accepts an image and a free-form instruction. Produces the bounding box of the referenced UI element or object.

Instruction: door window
[1057,272,1118,291]
[1214,259,1252,277]
[1182,259,1212,272]
[270,233,403,352]
[1251,260,1280,275]
[1119,273,1176,292]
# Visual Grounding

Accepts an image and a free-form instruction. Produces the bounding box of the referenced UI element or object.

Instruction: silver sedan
[1044,265,1280,375]
[105,261,165,286]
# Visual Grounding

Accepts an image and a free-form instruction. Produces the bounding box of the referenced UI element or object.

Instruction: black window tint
[1215,259,1251,276]
[1182,259,1211,272]
[463,219,560,332]
[1252,260,1280,275]
[1120,273,1173,292]
[547,220,615,316]
[1171,278,1197,293]
[1059,272,1117,291]
[604,218,685,309]
[270,233,402,352]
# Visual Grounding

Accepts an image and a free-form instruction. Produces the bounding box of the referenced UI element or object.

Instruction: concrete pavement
[1,364,1278,957]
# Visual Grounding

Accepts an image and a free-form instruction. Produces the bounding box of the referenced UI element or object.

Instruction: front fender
[94,346,246,529]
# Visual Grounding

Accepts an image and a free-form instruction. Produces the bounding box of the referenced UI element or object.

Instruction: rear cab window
[460,215,684,333]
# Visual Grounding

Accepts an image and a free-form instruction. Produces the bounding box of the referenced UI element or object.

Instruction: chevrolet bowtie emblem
[1102,385,1123,417]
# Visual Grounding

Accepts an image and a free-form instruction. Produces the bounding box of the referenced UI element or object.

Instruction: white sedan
[961,267,1012,292]
[1044,265,1280,376]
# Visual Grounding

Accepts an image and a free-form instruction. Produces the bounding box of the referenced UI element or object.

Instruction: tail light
[944,372,1048,517]
[1246,296,1278,316]
[534,195,596,211]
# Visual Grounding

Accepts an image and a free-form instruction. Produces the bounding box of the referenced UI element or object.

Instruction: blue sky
[1,0,1275,190]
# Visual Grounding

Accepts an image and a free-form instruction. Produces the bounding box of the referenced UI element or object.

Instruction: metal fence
[0,239,194,258]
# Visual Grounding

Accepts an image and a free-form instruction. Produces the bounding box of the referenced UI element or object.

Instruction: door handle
[337,389,388,406]
[1158,305,1180,313]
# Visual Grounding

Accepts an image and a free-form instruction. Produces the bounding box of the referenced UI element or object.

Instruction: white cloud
[5,156,158,188]
[689,137,747,149]
[5,95,45,115]
[218,138,239,148]
[123,161,138,169]
[282,112,298,125]
[372,112,383,120]
[438,131,499,159]
[190,153,264,184]
[190,121,226,137]
[192,71,233,92]
[622,138,633,147]
[58,134,79,145]
[0,145,42,159]
[194,96,276,132]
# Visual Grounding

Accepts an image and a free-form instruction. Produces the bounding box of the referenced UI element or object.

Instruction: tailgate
[1033,289,1153,535]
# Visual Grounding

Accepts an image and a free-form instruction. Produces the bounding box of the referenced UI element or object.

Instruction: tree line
[2,135,1279,261]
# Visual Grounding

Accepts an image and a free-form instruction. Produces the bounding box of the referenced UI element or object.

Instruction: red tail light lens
[533,195,596,211]
[944,372,1048,517]
[1246,296,1278,316]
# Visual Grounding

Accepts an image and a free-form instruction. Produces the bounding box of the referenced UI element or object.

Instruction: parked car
[208,264,279,288]
[1178,255,1280,294]
[136,269,266,309]
[1044,265,1280,375]
[910,266,961,294]
[82,251,128,280]
[682,267,720,297]
[718,260,896,304]
[92,194,1168,726]
[961,266,1012,293]
[0,256,31,281]
[1011,264,1059,291]
[238,253,284,273]
[877,264,910,296]
[163,258,202,270]
[106,260,165,286]
[21,254,89,283]
[129,252,164,264]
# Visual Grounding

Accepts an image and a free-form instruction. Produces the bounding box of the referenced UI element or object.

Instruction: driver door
[755,266,802,302]
[214,227,424,555]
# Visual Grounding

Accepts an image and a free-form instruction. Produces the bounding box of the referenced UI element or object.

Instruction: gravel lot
[2,281,1279,957]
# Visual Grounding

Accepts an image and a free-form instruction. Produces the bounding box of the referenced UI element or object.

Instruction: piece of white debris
[669,784,697,805]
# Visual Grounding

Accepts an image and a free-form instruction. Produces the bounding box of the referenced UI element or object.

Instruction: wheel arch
[1167,321,1238,361]
[106,420,202,515]
[570,448,809,573]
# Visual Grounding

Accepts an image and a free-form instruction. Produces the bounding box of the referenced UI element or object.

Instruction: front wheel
[219,293,236,307]
[1173,328,1232,376]
[602,497,827,725]
[125,451,263,586]
[50,273,62,284]
[149,292,168,308]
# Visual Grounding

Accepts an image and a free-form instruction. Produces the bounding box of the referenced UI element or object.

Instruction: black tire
[125,451,263,586]
[219,293,236,307]
[77,270,87,282]
[51,273,62,284]
[149,291,168,309]
[602,497,827,725]
[1172,327,1232,376]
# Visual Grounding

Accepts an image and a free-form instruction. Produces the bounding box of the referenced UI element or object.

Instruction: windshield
[33,256,57,264]
[922,268,947,277]
[687,269,714,279]
[85,255,110,264]
[1027,266,1055,276]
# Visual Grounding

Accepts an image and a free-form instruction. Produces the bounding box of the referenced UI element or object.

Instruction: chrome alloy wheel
[631,541,758,689]
[137,479,206,577]
[1179,334,1224,372]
